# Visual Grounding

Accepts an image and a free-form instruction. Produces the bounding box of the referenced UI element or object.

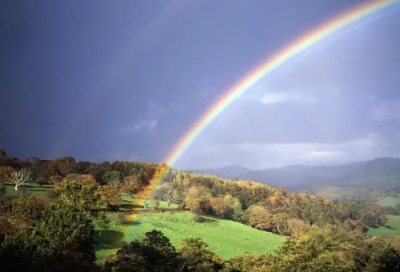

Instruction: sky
[1,0,400,170]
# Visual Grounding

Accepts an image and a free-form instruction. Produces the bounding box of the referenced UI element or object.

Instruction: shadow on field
[124,220,142,226]
[120,203,144,210]
[197,217,217,223]
[97,230,125,250]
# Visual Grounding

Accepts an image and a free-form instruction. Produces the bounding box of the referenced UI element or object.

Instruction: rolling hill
[193,157,400,192]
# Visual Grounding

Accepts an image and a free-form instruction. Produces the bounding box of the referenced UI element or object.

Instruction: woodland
[0,149,399,272]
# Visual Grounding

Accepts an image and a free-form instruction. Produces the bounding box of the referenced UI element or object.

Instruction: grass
[367,215,400,237]
[1,183,52,198]
[96,211,284,261]
[377,196,400,207]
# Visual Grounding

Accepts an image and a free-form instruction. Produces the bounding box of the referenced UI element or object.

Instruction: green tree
[0,203,99,272]
[366,245,400,272]
[104,230,179,272]
[178,237,224,272]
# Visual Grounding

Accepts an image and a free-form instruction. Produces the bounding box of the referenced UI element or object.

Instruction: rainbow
[162,0,399,168]
[130,0,399,234]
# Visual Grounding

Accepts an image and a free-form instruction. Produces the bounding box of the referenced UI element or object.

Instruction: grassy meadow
[367,215,400,237]
[377,196,400,207]
[96,211,284,261]
[1,183,52,198]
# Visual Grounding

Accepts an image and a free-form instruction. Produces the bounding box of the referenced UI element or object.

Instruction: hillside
[97,211,284,260]
[192,165,251,179]
[195,158,400,192]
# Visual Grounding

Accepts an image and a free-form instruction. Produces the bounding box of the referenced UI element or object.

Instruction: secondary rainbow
[161,0,399,168]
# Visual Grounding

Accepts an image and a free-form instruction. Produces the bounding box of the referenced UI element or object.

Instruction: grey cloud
[175,15,400,169]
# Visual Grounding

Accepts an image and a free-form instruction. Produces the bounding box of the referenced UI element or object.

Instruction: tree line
[0,149,399,271]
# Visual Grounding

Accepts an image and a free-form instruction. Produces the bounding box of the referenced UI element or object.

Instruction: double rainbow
[163,0,399,169]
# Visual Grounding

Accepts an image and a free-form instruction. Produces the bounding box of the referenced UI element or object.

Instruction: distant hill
[192,165,251,179]
[193,158,400,192]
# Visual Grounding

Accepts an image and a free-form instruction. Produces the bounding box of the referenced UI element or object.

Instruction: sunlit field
[96,211,284,261]
[367,215,400,237]
[1,183,52,199]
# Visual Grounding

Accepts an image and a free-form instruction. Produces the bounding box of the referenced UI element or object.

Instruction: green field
[1,183,52,198]
[377,196,400,207]
[367,215,400,237]
[96,211,284,261]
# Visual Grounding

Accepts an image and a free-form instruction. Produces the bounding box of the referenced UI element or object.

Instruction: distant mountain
[194,158,400,192]
[192,165,251,179]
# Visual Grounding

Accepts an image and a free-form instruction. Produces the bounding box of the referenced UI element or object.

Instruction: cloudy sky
[1,0,400,170]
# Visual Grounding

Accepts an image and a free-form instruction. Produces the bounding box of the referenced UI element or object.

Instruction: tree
[366,245,400,272]
[210,197,229,218]
[102,170,122,187]
[80,174,98,186]
[53,180,105,222]
[267,233,355,272]
[273,213,292,235]
[104,230,179,272]
[7,168,32,191]
[184,186,211,215]
[0,166,14,182]
[44,157,78,178]
[97,185,121,210]
[248,206,273,231]
[155,183,181,207]
[0,203,99,272]
[178,237,224,272]
[1,195,47,228]
[121,175,142,196]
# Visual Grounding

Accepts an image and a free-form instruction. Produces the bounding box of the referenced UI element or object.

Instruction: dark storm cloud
[1,0,399,170]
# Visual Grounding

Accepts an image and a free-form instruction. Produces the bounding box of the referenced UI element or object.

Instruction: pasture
[0,183,52,199]
[377,196,400,207]
[96,211,284,261]
[367,215,400,237]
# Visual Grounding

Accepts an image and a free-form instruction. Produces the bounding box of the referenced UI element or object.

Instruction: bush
[115,212,126,225]
[46,190,59,200]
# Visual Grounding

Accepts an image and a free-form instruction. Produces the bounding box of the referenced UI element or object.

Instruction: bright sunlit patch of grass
[2,183,52,198]
[96,211,284,261]
[367,215,400,237]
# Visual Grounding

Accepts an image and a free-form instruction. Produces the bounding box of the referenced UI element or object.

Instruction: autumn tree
[184,186,211,215]
[121,175,142,196]
[223,194,243,221]
[1,195,47,228]
[97,185,121,210]
[7,168,32,191]
[272,213,292,235]
[0,166,14,182]
[210,197,229,218]
[80,174,98,186]
[248,206,273,231]
[43,157,78,178]
[65,173,82,182]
